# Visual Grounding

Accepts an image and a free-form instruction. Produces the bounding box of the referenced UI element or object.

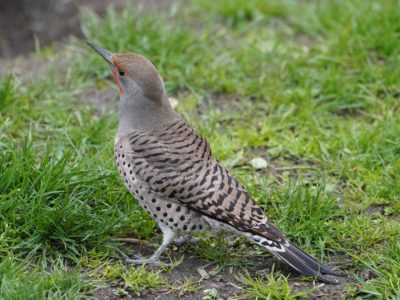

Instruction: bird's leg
[173,235,199,246]
[125,226,175,267]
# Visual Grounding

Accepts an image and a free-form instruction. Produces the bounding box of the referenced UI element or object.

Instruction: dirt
[365,204,400,222]
[333,107,364,118]
[0,0,174,58]
[80,87,119,115]
[365,205,386,217]
[91,241,351,299]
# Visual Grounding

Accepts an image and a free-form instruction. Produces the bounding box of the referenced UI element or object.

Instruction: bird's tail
[252,235,342,284]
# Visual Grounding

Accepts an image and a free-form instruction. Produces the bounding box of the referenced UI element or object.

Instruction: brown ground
[0,0,173,58]
[92,241,352,299]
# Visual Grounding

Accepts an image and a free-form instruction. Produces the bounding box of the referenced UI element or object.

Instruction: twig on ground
[112,237,158,248]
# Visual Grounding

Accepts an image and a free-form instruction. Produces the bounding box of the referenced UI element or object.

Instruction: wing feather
[119,118,341,282]
[123,119,283,241]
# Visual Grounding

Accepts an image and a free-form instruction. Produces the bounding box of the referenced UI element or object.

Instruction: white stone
[250,157,268,169]
[168,97,179,110]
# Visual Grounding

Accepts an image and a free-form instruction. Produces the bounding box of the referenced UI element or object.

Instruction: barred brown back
[115,117,286,246]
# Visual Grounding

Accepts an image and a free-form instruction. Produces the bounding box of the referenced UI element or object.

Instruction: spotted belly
[114,140,209,234]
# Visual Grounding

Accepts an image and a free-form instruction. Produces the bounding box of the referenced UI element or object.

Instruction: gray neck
[117,92,177,136]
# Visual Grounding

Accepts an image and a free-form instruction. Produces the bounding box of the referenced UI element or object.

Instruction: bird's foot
[125,255,172,268]
[172,236,200,246]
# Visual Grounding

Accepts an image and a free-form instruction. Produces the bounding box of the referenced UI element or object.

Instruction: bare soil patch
[92,241,351,299]
[0,0,174,58]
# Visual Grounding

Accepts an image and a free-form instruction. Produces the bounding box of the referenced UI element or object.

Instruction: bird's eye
[118,69,125,76]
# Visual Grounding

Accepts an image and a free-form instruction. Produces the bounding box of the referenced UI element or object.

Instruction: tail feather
[273,244,339,284]
[253,235,341,284]
[288,242,342,277]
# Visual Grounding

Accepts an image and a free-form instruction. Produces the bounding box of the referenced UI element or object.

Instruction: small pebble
[250,157,268,169]
[169,97,179,110]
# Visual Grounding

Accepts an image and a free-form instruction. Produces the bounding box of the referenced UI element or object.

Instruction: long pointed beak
[87,41,113,64]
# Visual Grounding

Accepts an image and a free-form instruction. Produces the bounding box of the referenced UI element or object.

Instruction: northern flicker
[88,42,341,284]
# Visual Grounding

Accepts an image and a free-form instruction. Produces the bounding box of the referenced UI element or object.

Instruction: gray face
[87,42,177,133]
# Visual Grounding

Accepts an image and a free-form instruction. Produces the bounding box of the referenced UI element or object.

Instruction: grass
[0,256,96,300]
[239,268,316,300]
[1,0,399,298]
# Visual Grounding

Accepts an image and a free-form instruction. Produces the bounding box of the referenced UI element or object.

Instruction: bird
[87,41,342,284]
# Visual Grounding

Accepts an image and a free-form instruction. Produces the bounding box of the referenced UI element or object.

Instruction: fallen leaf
[197,267,210,279]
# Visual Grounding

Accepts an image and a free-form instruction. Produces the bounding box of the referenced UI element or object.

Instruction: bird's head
[87,41,176,132]
[87,41,165,101]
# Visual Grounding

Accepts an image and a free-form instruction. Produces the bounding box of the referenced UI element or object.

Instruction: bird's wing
[123,118,286,245]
